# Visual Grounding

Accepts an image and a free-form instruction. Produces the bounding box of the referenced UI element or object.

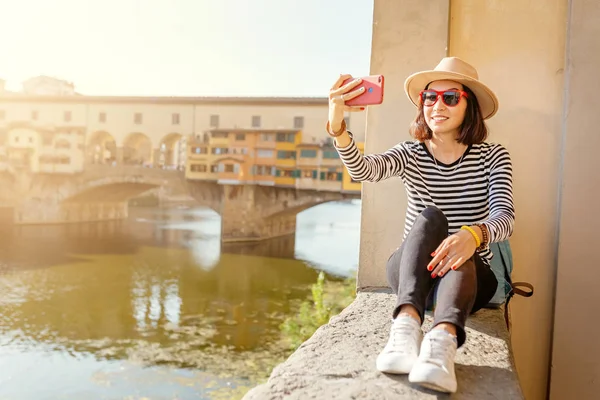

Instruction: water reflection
[0,201,360,399]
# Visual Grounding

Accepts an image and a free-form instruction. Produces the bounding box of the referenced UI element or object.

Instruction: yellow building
[274,130,302,187]
[342,141,364,193]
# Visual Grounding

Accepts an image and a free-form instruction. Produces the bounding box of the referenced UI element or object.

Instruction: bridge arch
[123,132,153,166]
[158,133,186,169]
[87,131,117,164]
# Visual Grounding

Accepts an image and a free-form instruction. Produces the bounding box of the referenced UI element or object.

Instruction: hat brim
[404,70,499,120]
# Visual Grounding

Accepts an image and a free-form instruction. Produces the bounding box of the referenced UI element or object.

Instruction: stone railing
[243,289,523,399]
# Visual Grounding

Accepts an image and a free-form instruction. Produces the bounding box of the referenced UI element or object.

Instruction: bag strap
[497,243,534,329]
[504,282,534,329]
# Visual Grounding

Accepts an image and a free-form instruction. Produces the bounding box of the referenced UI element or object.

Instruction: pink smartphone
[342,75,384,107]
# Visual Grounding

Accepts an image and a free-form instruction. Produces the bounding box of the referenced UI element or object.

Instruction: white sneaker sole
[376,354,415,374]
[409,364,457,393]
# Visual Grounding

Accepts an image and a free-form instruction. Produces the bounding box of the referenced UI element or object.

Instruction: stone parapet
[244,290,523,399]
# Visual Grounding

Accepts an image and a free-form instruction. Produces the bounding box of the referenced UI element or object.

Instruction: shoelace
[421,335,455,367]
[389,322,418,352]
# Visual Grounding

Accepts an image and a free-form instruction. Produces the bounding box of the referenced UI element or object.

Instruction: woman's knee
[414,206,448,232]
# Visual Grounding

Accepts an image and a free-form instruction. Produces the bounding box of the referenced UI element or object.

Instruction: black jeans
[386,206,498,347]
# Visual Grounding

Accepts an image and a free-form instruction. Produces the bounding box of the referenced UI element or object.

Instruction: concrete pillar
[358,0,449,289]
[550,1,600,399]
[115,146,124,164]
[448,2,567,399]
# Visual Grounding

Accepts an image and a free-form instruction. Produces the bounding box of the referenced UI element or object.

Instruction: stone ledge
[243,290,523,400]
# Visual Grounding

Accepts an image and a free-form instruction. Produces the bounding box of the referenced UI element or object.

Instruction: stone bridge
[1,165,359,241]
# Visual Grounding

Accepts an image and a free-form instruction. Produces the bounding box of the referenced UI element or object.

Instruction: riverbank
[210,273,357,400]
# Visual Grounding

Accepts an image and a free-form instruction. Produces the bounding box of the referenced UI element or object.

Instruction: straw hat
[404,57,499,120]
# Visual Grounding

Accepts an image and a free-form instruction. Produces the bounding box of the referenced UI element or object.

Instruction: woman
[327,57,514,393]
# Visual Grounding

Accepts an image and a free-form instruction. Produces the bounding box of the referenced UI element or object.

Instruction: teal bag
[487,240,515,306]
[486,240,534,326]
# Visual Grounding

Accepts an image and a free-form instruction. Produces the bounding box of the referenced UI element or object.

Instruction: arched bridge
[4,165,360,241]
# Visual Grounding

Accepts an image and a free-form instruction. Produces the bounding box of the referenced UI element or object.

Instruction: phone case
[342,75,384,107]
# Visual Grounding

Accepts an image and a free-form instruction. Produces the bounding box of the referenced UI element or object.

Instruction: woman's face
[423,80,468,137]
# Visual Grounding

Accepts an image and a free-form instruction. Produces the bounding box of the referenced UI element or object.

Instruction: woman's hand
[328,74,366,132]
[427,230,478,278]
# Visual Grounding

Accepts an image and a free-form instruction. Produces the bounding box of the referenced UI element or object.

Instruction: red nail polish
[431,252,436,257]
[451,265,457,270]
[427,265,432,271]
[360,107,365,110]
[431,273,436,278]
[439,271,444,277]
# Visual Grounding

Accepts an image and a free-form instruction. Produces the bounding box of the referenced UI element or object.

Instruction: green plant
[279,272,356,350]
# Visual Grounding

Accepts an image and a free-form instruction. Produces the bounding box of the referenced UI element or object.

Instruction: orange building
[186,127,362,194]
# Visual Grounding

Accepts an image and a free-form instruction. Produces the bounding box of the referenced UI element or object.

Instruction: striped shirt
[335,134,515,264]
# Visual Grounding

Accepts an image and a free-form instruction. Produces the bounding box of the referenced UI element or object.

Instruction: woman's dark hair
[409,85,488,145]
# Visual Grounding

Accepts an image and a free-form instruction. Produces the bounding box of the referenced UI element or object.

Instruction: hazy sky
[0,0,374,97]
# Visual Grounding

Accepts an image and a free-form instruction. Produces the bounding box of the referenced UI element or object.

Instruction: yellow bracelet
[461,225,481,248]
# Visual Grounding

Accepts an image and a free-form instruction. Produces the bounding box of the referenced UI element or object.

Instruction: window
[294,116,304,129]
[321,171,343,181]
[191,146,207,154]
[28,136,33,143]
[302,170,314,178]
[224,164,235,173]
[235,133,245,141]
[211,131,228,138]
[64,111,72,122]
[211,147,229,155]
[31,110,39,120]
[276,132,295,143]
[300,149,317,158]
[0,110,5,120]
[257,149,274,158]
[322,150,339,159]
[210,165,219,173]
[172,113,180,125]
[14,136,19,143]
[254,165,271,176]
[260,133,274,141]
[190,164,207,172]
[210,114,219,128]
[277,150,296,159]
[99,112,107,123]
[252,115,261,128]
[134,113,143,124]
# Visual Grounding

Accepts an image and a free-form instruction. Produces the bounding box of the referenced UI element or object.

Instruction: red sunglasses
[419,89,468,107]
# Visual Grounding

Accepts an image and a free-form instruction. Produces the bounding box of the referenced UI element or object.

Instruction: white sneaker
[376,315,422,374]
[408,329,458,393]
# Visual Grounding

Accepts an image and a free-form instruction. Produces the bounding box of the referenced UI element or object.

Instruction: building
[22,76,77,96]
[185,128,361,193]
[0,93,366,182]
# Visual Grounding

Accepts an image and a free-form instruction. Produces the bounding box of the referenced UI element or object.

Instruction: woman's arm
[333,130,410,183]
[484,144,515,243]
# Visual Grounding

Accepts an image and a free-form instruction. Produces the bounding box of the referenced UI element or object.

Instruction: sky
[0,0,374,97]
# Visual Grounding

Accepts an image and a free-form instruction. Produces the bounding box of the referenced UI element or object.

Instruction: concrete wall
[550,1,600,399]
[363,1,598,399]
[358,0,449,288]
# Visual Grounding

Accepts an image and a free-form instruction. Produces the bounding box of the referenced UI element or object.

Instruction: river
[0,200,361,400]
